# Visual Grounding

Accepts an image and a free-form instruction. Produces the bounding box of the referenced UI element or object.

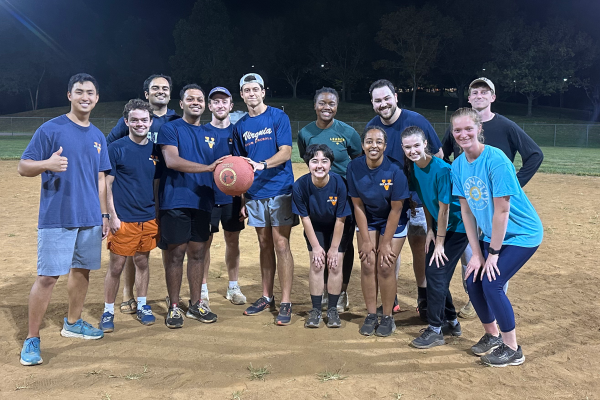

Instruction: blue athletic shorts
[245,193,299,228]
[37,226,103,276]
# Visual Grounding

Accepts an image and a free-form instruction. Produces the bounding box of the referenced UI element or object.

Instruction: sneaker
[201,288,210,304]
[359,313,379,336]
[99,312,115,333]
[165,296,186,313]
[417,298,428,322]
[276,303,292,325]
[376,295,401,316]
[337,291,349,312]
[326,307,342,328]
[61,318,104,340]
[411,327,445,349]
[165,305,184,329]
[321,290,328,311]
[481,344,525,367]
[186,300,217,323]
[471,333,504,356]
[136,305,156,326]
[304,308,322,328]
[20,337,42,366]
[441,320,462,336]
[375,315,396,337]
[458,301,477,319]
[244,296,275,316]
[226,286,247,305]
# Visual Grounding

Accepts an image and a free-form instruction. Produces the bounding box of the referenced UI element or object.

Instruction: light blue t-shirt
[411,156,464,233]
[451,146,543,247]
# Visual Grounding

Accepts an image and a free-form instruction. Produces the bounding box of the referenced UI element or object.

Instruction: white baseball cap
[239,73,265,89]
[469,77,495,94]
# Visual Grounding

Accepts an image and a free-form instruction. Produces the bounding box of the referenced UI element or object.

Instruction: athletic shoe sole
[481,355,525,367]
[137,317,155,326]
[20,359,43,366]
[60,329,103,340]
[226,294,247,305]
[185,311,217,323]
[410,338,445,349]
[374,326,396,337]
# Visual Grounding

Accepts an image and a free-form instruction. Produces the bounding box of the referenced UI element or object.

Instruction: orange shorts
[107,219,159,256]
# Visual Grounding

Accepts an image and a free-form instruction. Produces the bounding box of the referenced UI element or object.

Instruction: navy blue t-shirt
[232,106,294,200]
[292,172,352,232]
[106,109,180,145]
[108,136,159,222]
[156,118,216,212]
[204,123,234,206]
[22,115,111,229]
[346,155,410,229]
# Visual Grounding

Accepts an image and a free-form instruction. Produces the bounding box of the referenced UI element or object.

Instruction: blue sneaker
[244,296,275,316]
[20,337,43,366]
[137,305,156,326]
[60,318,104,340]
[99,312,115,333]
[276,303,292,326]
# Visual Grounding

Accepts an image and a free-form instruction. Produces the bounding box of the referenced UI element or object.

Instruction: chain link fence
[1,117,600,148]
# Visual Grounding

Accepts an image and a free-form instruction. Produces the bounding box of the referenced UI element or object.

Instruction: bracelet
[437,235,445,238]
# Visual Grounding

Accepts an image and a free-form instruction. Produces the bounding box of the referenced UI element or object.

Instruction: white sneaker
[321,290,328,311]
[337,291,349,312]
[226,286,247,305]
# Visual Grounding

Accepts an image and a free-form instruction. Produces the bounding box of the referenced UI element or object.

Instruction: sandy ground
[0,160,598,400]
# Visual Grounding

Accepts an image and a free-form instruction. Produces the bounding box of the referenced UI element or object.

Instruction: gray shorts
[245,193,298,228]
[37,226,102,276]
[407,207,427,236]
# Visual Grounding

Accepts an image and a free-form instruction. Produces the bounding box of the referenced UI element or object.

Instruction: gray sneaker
[441,320,462,336]
[326,307,341,328]
[186,300,217,323]
[411,327,445,349]
[359,313,378,336]
[481,344,525,367]
[226,286,247,305]
[472,333,503,356]
[337,291,349,312]
[375,315,396,337]
[305,308,322,328]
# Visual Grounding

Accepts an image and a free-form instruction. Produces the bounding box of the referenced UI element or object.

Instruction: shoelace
[140,307,153,316]
[253,297,268,307]
[170,308,183,319]
[308,309,321,319]
[26,339,40,352]
[81,321,95,329]
[102,315,113,322]
[280,304,291,315]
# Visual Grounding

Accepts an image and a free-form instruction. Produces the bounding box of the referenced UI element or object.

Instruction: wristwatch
[102,213,110,220]
[488,246,500,255]
[260,161,268,170]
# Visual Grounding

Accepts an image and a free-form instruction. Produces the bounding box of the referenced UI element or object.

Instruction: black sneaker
[359,313,378,336]
[165,305,184,329]
[417,298,428,322]
[326,307,341,328]
[411,327,445,349]
[441,320,462,336]
[481,344,525,367]
[244,296,275,316]
[305,308,322,328]
[186,300,217,323]
[471,333,503,356]
[276,303,292,325]
[375,315,396,337]
[376,295,400,316]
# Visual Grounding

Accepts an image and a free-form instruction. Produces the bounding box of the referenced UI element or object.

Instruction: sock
[430,325,442,334]
[137,297,146,310]
[202,283,208,292]
[449,318,459,327]
[311,295,322,310]
[229,281,238,289]
[264,296,272,302]
[104,303,115,315]
[328,293,341,310]
[417,286,427,301]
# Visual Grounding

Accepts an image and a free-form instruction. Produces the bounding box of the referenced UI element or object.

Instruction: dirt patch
[0,160,598,399]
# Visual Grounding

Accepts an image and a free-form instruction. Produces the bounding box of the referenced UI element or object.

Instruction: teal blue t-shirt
[451,146,543,247]
[411,156,464,233]
[297,120,362,178]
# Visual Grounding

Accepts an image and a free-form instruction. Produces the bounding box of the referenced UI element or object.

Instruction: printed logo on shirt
[327,196,338,206]
[243,127,273,146]
[228,138,233,145]
[329,137,345,146]
[93,142,102,154]
[464,176,489,210]
[380,179,393,191]
[205,137,215,149]
[148,131,158,142]
[149,155,159,165]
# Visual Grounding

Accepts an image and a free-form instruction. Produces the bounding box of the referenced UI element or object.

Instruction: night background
[1,0,600,120]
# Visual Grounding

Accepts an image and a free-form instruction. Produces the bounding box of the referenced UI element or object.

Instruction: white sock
[104,303,115,314]
[229,281,238,289]
[264,296,272,302]
[137,297,147,310]
[202,283,208,292]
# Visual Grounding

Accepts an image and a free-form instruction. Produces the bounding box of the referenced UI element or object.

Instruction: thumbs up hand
[47,146,68,172]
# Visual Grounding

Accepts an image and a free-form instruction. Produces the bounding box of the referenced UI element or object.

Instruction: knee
[481,278,505,298]
[273,238,290,255]
[377,264,394,279]
[36,275,58,289]
[224,232,240,248]
[361,260,376,275]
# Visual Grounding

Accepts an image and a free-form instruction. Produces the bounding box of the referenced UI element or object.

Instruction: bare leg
[27,275,59,338]
[378,236,406,315]
[326,253,344,296]
[256,227,276,298]
[104,252,127,304]
[224,230,241,281]
[186,241,210,304]
[202,235,213,285]
[162,244,186,307]
[133,252,150,297]
[121,257,136,301]
[359,231,379,314]
[408,234,427,288]
[308,252,325,296]
[272,225,294,303]
[66,268,90,324]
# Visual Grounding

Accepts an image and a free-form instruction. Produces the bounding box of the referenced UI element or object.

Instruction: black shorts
[158,208,212,249]
[304,218,353,253]
[211,197,245,233]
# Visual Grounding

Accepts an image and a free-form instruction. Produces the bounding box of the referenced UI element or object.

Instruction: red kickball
[213,156,255,196]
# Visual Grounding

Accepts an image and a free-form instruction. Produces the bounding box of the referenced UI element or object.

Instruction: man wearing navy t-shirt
[156,84,224,329]
[18,73,110,366]
[232,73,296,325]
[368,79,444,320]
[106,74,180,315]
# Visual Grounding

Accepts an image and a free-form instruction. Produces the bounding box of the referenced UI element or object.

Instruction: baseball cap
[239,73,265,89]
[469,77,495,94]
[209,86,232,99]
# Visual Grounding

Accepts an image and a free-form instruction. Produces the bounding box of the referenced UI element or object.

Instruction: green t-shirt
[297,120,362,178]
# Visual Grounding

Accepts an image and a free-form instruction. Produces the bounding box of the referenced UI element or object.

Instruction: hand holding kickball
[213,156,255,196]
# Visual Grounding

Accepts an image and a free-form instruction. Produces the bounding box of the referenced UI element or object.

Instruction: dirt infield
[0,160,598,399]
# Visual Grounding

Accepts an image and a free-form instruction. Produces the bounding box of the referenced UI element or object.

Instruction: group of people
[18,72,544,369]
